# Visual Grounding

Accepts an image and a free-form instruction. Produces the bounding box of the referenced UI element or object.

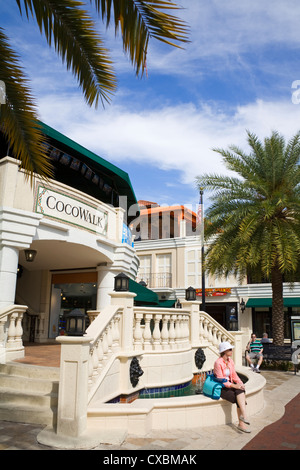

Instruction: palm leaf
[92,0,190,76]
[16,0,117,106]
[196,130,300,281]
[0,28,53,178]
[1,1,188,178]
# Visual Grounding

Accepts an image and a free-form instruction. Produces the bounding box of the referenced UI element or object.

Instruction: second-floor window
[186,249,201,287]
[156,254,172,287]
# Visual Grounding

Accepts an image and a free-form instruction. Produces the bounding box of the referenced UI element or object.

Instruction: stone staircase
[0,362,59,426]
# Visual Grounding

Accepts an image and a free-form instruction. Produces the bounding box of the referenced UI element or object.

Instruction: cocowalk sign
[35,186,108,235]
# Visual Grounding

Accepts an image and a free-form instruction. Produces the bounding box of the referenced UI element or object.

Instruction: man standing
[246,333,263,373]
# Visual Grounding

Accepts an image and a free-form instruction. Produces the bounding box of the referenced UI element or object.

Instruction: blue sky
[2,1,300,212]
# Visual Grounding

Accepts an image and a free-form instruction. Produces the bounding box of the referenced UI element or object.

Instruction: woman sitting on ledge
[214,341,251,433]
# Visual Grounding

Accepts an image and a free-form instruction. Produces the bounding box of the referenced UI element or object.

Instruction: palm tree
[196,130,300,345]
[0,0,188,178]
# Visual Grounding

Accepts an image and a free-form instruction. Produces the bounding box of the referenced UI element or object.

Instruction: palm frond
[197,130,300,281]
[16,0,116,106]
[0,28,53,178]
[91,0,190,76]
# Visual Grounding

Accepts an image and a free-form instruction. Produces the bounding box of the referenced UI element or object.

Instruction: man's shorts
[248,352,263,359]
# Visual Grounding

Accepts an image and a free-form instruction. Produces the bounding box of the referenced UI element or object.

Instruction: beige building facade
[133,201,300,348]
[0,122,139,360]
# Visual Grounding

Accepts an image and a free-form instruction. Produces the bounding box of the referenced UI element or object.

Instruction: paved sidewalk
[0,369,299,451]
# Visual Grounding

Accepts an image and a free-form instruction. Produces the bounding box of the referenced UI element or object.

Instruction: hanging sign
[35,185,108,235]
[122,223,133,246]
[196,288,231,297]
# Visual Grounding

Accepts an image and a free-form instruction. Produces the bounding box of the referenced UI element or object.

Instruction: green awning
[283,298,300,307]
[38,121,138,218]
[128,279,176,308]
[129,279,159,305]
[246,298,300,308]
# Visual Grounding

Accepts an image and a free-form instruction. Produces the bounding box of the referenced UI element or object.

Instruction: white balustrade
[76,301,236,405]
[0,304,27,361]
[55,297,240,442]
[85,306,123,399]
[133,307,191,352]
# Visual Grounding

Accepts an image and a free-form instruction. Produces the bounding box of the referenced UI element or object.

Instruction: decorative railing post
[231,330,243,367]
[55,336,92,439]
[133,311,143,350]
[109,292,136,351]
[161,314,170,350]
[143,313,152,350]
[152,314,162,350]
[181,301,201,347]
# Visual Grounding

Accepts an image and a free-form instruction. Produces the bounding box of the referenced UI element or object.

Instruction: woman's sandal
[237,425,251,433]
[240,416,250,425]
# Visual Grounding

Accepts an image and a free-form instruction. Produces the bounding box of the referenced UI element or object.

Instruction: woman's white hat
[219,341,234,354]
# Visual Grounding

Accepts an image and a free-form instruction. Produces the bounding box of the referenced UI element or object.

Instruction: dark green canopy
[246,298,300,308]
[128,279,176,307]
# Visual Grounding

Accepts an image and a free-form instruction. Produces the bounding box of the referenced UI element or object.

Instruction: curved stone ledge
[87,366,266,436]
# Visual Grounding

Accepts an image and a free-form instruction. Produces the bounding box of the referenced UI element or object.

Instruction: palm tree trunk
[271,266,285,345]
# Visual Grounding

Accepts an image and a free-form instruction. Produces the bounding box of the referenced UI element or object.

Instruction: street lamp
[199,188,206,312]
[114,272,130,291]
[185,286,196,301]
[65,309,87,336]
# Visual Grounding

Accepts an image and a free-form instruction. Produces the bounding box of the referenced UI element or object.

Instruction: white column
[0,245,19,308]
[0,207,42,307]
[96,264,116,310]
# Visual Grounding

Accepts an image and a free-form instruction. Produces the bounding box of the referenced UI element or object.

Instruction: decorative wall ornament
[130,357,144,387]
[195,348,206,370]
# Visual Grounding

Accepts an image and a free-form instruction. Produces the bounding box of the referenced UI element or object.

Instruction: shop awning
[246,297,300,308]
[38,121,138,220]
[129,279,159,305]
[128,279,176,307]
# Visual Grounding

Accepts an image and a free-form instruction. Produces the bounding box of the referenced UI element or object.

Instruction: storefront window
[252,308,272,338]
[49,280,97,338]
[253,306,299,340]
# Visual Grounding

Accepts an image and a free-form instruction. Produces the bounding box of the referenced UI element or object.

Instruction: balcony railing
[137,272,172,288]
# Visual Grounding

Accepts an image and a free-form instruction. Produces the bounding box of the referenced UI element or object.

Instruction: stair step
[0,372,59,394]
[0,403,57,426]
[0,362,59,426]
[0,387,58,407]
[0,362,60,380]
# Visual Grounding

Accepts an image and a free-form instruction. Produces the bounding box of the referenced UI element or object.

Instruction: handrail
[85,305,123,401]
[199,311,234,350]
[0,304,28,361]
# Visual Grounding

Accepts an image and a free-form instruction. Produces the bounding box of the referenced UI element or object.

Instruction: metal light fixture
[114,272,130,291]
[185,286,196,301]
[17,264,23,279]
[65,309,87,336]
[240,298,246,312]
[229,307,238,331]
[24,249,37,262]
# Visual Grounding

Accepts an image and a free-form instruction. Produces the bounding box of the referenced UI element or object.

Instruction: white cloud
[39,92,300,189]
[146,0,300,77]
[5,0,300,207]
